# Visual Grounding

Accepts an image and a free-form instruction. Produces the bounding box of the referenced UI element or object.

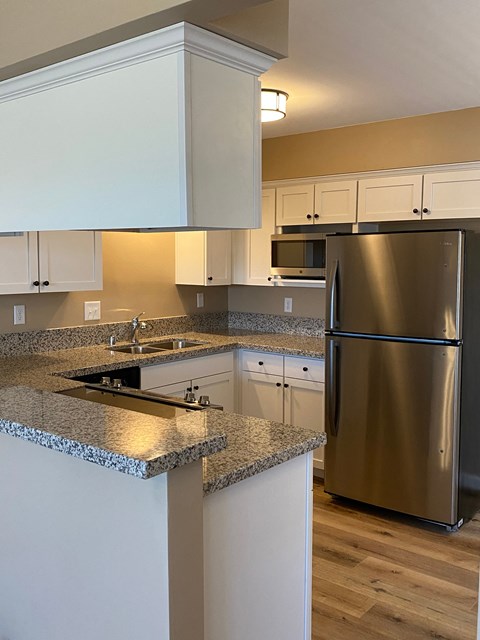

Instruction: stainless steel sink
[146,339,207,350]
[109,344,167,354]
[108,338,208,354]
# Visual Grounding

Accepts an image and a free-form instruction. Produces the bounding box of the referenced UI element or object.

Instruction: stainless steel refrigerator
[324,229,480,529]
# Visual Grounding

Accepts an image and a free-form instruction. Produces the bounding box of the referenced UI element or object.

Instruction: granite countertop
[0,330,326,492]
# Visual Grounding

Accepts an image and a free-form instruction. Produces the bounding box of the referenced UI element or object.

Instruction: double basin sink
[109,338,207,355]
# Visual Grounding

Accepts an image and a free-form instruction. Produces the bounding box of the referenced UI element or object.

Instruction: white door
[357,174,423,222]
[37,231,103,293]
[314,181,357,224]
[0,232,39,294]
[232,188,275,286]
[205,231,232,286]
[423,170,480,219]
[241,371,284,422]
[276,184,315,226]
[193,371,235,412]
[284,377,325,471]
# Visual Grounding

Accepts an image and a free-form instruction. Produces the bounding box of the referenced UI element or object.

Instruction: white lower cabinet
[0,230,102,294]
[141,352,235,411]
[241,371,284,422]
[240,350,325,472]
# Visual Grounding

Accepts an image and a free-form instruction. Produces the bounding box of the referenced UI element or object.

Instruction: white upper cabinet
[37,231,102,292]
[357,175,423,222]
[276,184,315,226]
[175,231,231,286]
[0,24,275,233]
[423,170,480,219]
[276,180,357,226]
[232,188,276,286]
[0,233,39,294]
[0,231,102,294]
[313,181,357,224]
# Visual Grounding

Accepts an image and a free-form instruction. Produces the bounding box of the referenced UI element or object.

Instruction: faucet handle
[132,311,145,323]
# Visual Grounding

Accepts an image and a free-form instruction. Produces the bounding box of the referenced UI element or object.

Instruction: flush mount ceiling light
[261,88,288,122]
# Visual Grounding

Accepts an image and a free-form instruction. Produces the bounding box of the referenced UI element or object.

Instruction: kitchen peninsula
[0,328,325,640]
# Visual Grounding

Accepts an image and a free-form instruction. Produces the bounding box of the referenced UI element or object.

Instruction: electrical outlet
[84,301,101,321]
[196,293,204,308]
[284,297,293,313]
[13,305,25,325]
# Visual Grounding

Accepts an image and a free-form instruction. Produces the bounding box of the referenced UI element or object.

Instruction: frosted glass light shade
[261,89,288,122]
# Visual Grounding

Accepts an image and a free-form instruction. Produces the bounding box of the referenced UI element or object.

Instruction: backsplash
[0,312,228,357]
[0,311,324,357]
[228,312,324,337]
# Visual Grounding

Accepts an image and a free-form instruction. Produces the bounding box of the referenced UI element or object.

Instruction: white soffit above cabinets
[0,23,275,233]
[261,0,480,138]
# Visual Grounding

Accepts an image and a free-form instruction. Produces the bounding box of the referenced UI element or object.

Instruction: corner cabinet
[0,23,275,233]
[240,350,325,472]
[232,188,276,286]
[175,231,231,286]
[276,181,357,226]
[0,231,102,294]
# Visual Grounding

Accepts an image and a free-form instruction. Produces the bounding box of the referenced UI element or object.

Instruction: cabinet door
[423,170,480,220]
[284,378,325,472]
[276,184,315,226]
[357,175,423,222]
[175,231,231,286]
[0,232,39,294]
[193,371,235,412]
[241,371,284,422]
[37,231,102,292]
[205,231,231,286]
[145,380,190,399]
[232,188,275,286]
[314,181,357,224]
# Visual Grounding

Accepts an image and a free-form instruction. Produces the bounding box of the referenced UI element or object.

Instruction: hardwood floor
[312,480,480,639]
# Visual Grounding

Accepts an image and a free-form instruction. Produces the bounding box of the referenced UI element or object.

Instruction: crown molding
[0,22,276,104]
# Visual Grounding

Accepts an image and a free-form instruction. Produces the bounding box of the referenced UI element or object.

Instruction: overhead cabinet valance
[0,23,275,232]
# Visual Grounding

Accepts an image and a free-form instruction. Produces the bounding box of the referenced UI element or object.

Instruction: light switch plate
[284,297,293,313]
[84,301,101,321]
[196,293,204,308]
[13,304,25,325]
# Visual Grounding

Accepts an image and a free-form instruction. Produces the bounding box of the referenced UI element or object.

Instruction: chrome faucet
[130,311,146,344]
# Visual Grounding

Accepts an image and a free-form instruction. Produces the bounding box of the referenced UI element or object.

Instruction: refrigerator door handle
[327,340,340,436]
[328,259,339,330]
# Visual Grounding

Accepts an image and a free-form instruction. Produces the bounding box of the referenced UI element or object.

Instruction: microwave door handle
[328,259,339,330]
[326,340,340,436]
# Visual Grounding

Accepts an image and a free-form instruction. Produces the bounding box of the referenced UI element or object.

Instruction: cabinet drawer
[241,350,284,375]
[284,356,324,382]
[141,351,234,390]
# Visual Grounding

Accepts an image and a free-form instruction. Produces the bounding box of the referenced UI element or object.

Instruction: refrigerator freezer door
[324,335,461,525]
[326,230,463,340]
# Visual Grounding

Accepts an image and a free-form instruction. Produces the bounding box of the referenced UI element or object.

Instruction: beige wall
[229,285,325,319]
[0,232,227,333]
[262,107,480,181]
[0,0,285,81]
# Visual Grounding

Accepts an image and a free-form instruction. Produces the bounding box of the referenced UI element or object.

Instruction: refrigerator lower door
[325,335,461,525]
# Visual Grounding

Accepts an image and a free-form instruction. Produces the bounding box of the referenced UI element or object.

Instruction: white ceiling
[261,0,480,138]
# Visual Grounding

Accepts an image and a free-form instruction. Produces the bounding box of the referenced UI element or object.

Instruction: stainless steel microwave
[271,233,326,279]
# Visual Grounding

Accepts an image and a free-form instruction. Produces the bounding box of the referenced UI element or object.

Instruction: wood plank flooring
[312,480,480,639]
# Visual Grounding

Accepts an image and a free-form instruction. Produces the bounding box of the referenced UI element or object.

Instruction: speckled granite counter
[0,330,326,491]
